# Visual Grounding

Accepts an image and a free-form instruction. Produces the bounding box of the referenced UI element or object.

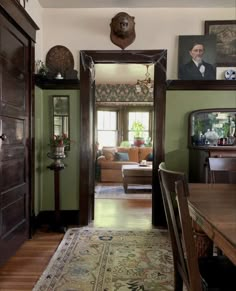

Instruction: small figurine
[55,72,63,79]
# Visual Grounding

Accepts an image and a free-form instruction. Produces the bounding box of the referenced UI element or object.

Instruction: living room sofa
[97,146,153,182]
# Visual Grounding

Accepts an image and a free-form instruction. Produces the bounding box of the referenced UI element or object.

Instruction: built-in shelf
[34,74,236,91]
[167,80,236,90]
[34,74,80,90]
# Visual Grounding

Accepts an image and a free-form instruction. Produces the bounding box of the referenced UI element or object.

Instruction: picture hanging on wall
[205,20,236,66]
[178,35,217,80]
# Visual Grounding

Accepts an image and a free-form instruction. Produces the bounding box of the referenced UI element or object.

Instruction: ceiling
[95,64,154,84]
[38,0,236,9]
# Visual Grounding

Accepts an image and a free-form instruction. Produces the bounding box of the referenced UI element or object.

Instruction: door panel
[0,13,30,266]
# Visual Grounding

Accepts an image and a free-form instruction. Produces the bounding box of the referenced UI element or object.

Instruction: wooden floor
[0,198,152,290]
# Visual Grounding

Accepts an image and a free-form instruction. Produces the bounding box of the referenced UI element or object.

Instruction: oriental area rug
[95,184,152,199]
[33,227,174,291]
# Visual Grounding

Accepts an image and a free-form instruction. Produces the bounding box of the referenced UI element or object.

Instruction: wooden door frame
[79,50,167,227]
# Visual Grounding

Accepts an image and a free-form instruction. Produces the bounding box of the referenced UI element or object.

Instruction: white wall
[25,3,234,79]
[40,8,234,79]
[25,1,43,61]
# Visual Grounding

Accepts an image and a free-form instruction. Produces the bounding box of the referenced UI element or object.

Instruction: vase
[47,146,66,168]
[52,146,66,158]
[133,137,145,147]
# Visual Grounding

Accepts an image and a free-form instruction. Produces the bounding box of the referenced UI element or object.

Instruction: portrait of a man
[178,35,217,80]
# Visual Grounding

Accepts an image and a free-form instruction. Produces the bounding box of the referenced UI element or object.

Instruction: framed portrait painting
[178,35,217,80]
[205,20,236,66]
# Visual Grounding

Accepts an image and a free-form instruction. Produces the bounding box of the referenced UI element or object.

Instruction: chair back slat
[158,162,202,291]
[208,157,236,183]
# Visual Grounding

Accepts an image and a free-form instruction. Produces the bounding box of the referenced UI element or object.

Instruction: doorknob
[0,134,7,141]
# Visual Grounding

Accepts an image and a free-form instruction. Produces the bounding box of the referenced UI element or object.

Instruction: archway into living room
[79,50,167,228]
[94,63,154,200]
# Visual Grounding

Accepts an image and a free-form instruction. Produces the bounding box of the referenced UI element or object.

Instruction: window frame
[96,105,153,147]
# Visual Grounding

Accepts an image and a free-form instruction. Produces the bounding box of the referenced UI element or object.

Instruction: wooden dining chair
[158,162,236,291]
[208,157,236,184]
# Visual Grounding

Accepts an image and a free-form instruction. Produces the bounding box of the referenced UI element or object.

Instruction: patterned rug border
[33,227,173,291]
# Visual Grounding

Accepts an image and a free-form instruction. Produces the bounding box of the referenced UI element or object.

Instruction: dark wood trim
[0,0,39,41]
[34,210,80,228]
[29,42,35,239]
[79,50,167,227]
[34,75,80,90]
[34,78,236,91]
[153,82,167,226]
[167,80,236,90]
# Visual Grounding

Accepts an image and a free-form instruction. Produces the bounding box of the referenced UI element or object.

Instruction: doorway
[79,50,167,227]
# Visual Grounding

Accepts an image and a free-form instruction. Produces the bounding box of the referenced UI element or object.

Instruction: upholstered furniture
[122,164,152,193]
[97,146,153,182]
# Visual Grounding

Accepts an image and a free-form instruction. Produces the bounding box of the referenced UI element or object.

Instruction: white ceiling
[38,0,236,9]
[95,64,154,84]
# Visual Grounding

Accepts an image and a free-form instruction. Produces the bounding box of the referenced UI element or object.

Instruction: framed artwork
[178,35,216,80]
[53,96,69,116]
[205,20,236,66]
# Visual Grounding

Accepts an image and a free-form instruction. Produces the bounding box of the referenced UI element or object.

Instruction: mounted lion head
[110,12,136,49]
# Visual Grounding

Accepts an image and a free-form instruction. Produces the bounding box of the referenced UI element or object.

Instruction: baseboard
[35,210,80,228]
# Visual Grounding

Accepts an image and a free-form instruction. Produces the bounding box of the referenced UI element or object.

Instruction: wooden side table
[47,154,66,232]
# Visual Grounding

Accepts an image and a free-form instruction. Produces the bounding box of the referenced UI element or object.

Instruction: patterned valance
[95,84,153,103]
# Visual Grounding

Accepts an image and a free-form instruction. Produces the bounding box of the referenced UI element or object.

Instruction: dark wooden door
[0,13,30,266]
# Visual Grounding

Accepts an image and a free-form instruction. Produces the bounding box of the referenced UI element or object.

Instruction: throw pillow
[146,152,153,161]
[102,147,116,161]
[103,151,115,161]
[115,152,129,161]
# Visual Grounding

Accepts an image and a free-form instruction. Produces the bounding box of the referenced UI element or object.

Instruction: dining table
[188,183,236,265]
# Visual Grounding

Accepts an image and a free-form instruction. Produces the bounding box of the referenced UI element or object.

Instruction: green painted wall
[165,90,236,172]
[35,87,80,211]
[34,88,236,213]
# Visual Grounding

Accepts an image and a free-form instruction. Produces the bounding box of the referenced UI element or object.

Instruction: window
[97,110,118,148]
[128,111,150,143]
[96,106,153,148]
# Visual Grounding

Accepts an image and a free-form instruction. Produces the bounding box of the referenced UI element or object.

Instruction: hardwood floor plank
[0,198,153,290]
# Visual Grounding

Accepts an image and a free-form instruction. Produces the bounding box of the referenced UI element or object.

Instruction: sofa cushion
[146,152,153,161]
[115,152,129,161]
[138,147,153,162]
[102,147,116,161]
[117,147,139,162]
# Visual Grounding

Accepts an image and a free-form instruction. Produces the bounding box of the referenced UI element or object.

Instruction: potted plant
[131,121,145,147]
[49,133,71,155]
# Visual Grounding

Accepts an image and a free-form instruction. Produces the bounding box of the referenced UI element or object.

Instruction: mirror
[189,108,236,147]
[52,95,70,148]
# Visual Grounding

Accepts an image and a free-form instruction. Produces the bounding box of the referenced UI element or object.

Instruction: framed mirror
[52,95,70,149]
[189,108,236,147]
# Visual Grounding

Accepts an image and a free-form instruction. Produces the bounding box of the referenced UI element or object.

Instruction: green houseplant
[131,121,145,147]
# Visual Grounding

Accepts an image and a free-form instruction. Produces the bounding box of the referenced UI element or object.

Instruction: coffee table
[122,164,152,193]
